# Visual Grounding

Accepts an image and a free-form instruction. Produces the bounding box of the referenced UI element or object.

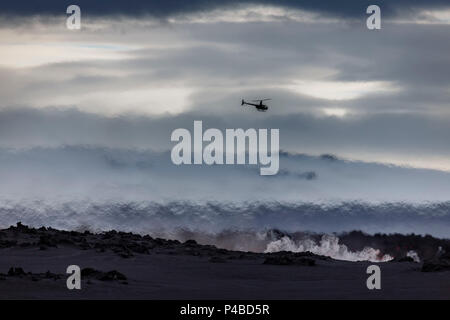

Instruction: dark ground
[0,223,449,299]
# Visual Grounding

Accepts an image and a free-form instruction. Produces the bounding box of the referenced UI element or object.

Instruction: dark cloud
[269,169,318,180]
[0,0,448,19]
[1,107,450,167]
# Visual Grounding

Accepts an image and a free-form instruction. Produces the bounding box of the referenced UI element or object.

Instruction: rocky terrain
[0,223,449,299]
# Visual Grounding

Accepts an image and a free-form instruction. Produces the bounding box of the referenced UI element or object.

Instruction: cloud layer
[1,0,449,19]
[0,3,449,206]
[2,107,450,171]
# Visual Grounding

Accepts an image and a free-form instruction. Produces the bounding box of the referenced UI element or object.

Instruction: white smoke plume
[406,250,421,263]
[265,234,393,262]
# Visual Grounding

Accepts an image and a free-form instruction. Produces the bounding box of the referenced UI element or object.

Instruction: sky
[0,0,450,205]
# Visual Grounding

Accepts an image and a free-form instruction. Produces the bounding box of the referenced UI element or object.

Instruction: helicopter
[241,98,271,112]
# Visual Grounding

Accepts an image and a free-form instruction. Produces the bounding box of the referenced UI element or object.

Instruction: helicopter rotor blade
[251,98,271,102]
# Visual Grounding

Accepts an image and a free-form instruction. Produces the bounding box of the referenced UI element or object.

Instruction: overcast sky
[0,1,449,172]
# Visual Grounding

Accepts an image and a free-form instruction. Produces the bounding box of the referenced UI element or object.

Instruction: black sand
[0,223,449,299]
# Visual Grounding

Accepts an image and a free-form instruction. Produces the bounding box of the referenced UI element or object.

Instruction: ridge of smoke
[264,235,393,262]
[1,200,450,238]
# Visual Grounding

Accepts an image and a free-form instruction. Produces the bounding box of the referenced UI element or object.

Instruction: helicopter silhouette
[241,99,271,112]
